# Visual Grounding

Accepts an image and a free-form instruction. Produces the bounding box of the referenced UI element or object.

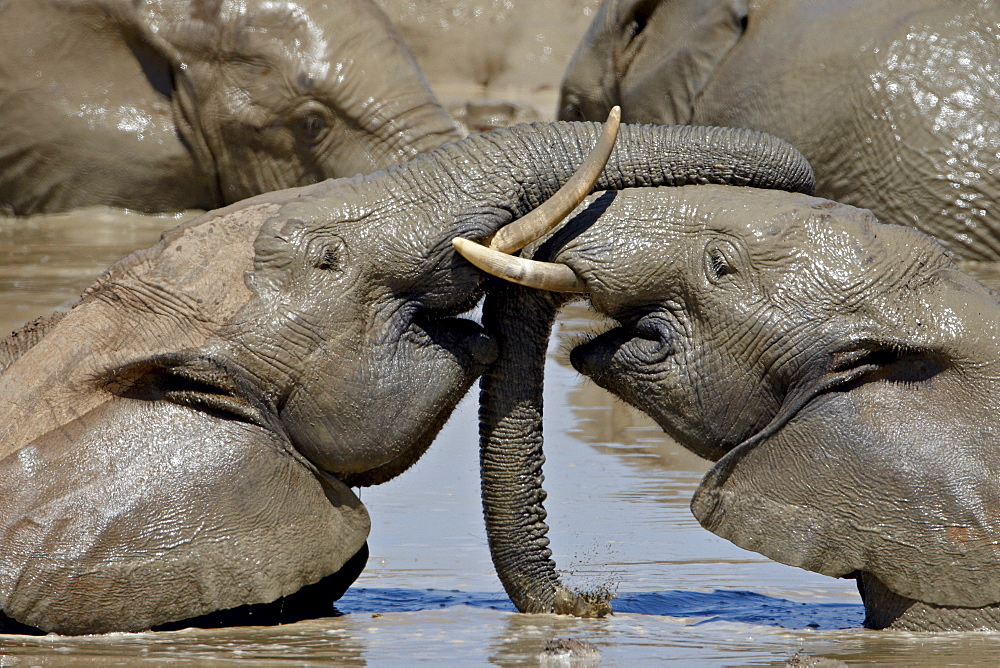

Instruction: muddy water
[3,211,1000,665]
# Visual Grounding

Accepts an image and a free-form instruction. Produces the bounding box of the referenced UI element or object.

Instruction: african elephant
[0,116,813,634]
[461,184,1000,631]
[0,0,461,215]
[558,0,1000,263]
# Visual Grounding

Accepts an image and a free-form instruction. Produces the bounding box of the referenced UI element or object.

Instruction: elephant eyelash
[708,250,733,279]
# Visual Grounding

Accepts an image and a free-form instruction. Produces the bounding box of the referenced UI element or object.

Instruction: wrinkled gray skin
[503,184,1000,630]
[0,120,810,634]
[558,0,1000,262]
[477,136,814,616]
[0,0,460,215]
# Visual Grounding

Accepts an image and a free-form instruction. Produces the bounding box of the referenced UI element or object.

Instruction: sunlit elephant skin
[536,185,1000,631]
[558,0,1000,262]
[0,0,461,215]
[0,119,813,634]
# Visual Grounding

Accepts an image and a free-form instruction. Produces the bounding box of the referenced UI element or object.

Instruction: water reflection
[341,586,864,631]
[0,619,368,665]
[615,590,861,630]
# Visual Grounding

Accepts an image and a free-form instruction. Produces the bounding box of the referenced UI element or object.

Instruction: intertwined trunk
[479,287,605,614]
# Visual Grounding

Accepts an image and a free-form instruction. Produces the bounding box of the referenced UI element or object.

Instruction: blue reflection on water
[338,588,516,614]
[338,588,864,630]
[614,590,864,630]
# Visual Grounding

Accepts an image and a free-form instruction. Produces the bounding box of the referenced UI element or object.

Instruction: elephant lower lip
[412,314,498,367]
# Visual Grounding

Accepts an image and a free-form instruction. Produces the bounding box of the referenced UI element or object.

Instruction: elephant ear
[0,352,369,634]
[621,0,750,125]
[691,394,1000,609]
[0,312,65,374]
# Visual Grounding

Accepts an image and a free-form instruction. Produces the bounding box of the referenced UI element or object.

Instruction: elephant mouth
[716,341,947,469]
[409,309,498,369]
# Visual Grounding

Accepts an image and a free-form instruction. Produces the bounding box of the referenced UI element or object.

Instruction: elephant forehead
[253,180,386,257]
[240,1,333,77]
[567,185,877,256]
[179,0,331,68]
[783,206,953,298]
[656,186,950,287]
[560,185,953,304]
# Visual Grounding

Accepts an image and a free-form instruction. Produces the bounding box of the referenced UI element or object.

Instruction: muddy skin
[0,119,812,633]
[560,0,1000,264]
[474,184,1000,631]
[0,0,460,214]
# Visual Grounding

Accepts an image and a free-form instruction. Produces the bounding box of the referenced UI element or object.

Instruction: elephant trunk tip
[552,585,614,618]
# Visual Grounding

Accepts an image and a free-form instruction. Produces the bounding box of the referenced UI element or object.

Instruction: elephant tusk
[452,237,587,293]
[488,106,621,254]
[452,107,619,292]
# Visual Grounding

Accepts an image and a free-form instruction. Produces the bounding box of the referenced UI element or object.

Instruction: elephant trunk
[479,287,604,615]
[472,121,814,615]
[412,122,814,243]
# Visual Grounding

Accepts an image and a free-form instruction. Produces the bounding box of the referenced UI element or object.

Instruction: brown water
[4,210,1000,665]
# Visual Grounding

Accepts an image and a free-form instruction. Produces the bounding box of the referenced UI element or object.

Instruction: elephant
[557,0,1000,264]
[0,115,814,634]
[457,183,1000,631]
[0,0,461,215]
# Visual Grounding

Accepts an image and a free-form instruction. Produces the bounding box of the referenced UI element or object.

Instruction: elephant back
[692,0,1000,261]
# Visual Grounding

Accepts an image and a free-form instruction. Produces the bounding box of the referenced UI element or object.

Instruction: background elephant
[558,0,1000,265]
[0,119,811,634]
[468,183,1000,631]
[0,0,461,215]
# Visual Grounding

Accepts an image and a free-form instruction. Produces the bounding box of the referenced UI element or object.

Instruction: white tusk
[489,106,621,254]
[453,237,586,293]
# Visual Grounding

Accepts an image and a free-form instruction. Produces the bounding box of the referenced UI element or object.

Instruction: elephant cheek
[282,323,495,479]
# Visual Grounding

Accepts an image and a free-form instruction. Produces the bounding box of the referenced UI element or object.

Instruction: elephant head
[558,0,748,126]
[452,123,815,616]
[0,118,812,634]
[466,184,1000,631]
[0,0,461,214]
[129,0,463,202]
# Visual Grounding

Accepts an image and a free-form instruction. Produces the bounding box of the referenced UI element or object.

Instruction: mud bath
[4,5,1000,659]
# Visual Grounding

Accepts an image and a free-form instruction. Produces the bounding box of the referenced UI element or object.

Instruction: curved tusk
[453,237,587,293]
[489,106,621,254]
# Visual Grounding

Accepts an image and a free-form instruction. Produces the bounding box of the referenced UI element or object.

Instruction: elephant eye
[623,0,659,44]
[317,247,339,271]
[627,14,647,40]
[291,104,331,144]
[618,0,659,72]
[709,250,731,278]
[310,235,347,272]
[704,239,740,283]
